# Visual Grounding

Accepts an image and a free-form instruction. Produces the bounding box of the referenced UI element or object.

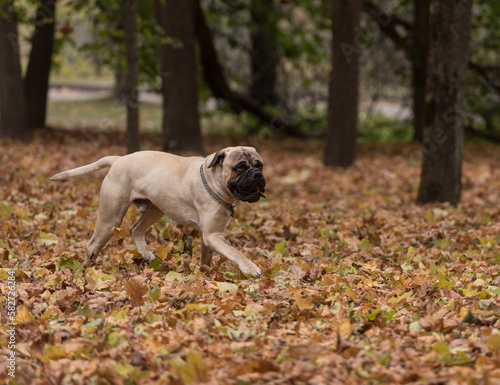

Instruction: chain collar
[200,164,237,217]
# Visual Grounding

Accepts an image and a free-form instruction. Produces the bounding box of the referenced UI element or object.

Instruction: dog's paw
[241,261,263,278]
[142,251,156,264]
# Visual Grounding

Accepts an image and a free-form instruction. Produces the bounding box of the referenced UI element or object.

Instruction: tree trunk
[250,0,279,106]
[0,1,28,141]
[24,0,56,130]
[123,0,140,153]
[324,0,362,168]
[155,0,203,154]
[114,69,127,102]
[411,0,430,143]
[417,0,473,206]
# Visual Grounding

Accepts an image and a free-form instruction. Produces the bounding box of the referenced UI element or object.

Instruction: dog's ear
[208,151,226,168]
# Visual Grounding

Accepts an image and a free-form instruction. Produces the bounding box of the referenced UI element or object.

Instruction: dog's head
[208,146,266,203]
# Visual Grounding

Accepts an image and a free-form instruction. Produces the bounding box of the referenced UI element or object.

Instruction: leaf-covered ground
[1,131,500,384]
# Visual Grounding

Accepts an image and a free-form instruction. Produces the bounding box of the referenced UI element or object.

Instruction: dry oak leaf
[55,287,79,311]
[230,358,279,376]
[122,275,148,306]
[287,343,324,360]
[292,291,314,311]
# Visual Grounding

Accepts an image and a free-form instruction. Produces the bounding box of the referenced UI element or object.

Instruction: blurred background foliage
[5,0,500,142]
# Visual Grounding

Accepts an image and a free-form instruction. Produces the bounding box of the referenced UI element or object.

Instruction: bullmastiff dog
[50,147,266,277]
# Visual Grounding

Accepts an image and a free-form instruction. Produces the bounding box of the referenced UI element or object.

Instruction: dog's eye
[255,161,263,170]
[234,163,247,172]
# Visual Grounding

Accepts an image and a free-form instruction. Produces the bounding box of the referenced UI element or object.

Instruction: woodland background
[1,0,500,384]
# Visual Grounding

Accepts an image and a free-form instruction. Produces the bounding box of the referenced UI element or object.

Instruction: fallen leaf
[122,275,148,305]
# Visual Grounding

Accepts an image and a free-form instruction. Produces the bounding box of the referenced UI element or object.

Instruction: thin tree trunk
[417,0,473,206]
[411,0,430,143]
[250,0,279,106]
[124,0,140,153]
[24,0,56,130]
[155,0,203,154]
[324,0,362,168]
[0,1,28,141]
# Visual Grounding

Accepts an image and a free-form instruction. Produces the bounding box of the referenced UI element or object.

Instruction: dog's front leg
[201,238,213,268]
[203,233,262,277]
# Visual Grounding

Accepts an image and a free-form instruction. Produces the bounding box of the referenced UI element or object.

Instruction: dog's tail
[50,156,121,181]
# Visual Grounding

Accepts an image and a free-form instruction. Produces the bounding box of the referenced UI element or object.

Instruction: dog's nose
[251,170,264,180]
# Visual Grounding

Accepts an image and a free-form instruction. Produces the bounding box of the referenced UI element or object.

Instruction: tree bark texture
[411,0,430,143]
[24,0,56,130]
[124,0,140,153]
[114,69,127,102]
[155,0,203,154]
[324,0,362,168]
[0,2,28,141]
[250,0,279,106]
[417,0,473,206]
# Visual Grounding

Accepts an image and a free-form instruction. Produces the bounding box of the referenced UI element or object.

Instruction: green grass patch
[48,97,415,143]
[359,113,413,142]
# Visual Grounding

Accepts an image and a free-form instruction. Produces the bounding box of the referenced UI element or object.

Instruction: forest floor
[1,130,500,384]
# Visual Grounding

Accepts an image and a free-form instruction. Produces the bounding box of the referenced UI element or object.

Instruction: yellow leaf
[44,344,66,359]
[487,335,500,351]
[345,288,358,300]
[171,350,208,384]
[145,336,165,353]
[114,363,136,377]
[216,281,238,293]
[389,292,412,304]
[435,272,454,290]
[38,232,58,246]
[462,284,478,298]
[332,319,353,338]
[432,341,449,356]
[0,269,9,280]
[111,308,129,320]
[15,305,32,324]
[293,292,314,311]
[165,271,184,282]
[322,275,337,286]
[157,245,171,260]
[185,303,210,313]
[459,307,468,319]
[362,260,378,272]
[85,268,115,291]
[112,227,125,237]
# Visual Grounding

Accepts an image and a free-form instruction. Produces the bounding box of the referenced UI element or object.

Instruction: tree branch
[192,0,316,138]
[465,125,500,143]
[468,61,500,97]
[363,0,412,56]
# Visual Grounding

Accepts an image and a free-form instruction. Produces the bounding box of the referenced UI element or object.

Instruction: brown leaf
[292,291,314,311]
[54,287,79,311]
[122,275,148,305]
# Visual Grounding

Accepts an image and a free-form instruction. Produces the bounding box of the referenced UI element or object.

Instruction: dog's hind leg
[85,180,130,266]
[130,203,164,263]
